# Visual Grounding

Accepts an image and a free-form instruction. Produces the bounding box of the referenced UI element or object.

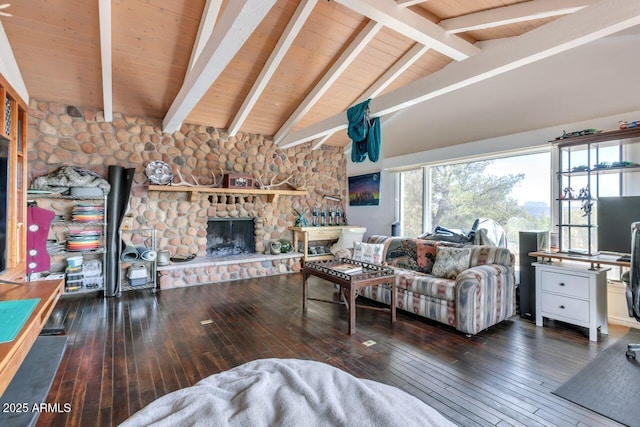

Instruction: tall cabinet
[555,127,640,254]
[0,74,28,282]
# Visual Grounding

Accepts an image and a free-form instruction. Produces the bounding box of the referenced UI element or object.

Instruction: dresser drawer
[540,270,589,299]
[540,292,589,323]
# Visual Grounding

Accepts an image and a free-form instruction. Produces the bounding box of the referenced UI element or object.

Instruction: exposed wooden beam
[187,0,223,72]
[311,133,332,150]
[273,20,383,145]
[357,43,429,103]
[98,0,112,122]
[334,0,480,61]
[312,43,429,150]
[229,0,317,137]
[163,0,276,134]
[280,0,640,148]
[0,21,28,103]
[396,0,430,7]
[440,0,596,34]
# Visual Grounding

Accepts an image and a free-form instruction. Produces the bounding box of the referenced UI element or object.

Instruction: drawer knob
[559,305,565,309]
[559,282,566,286]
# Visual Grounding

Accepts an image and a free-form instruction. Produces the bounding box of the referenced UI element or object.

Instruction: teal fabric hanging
[347,99,380,163]
[367,116,380,163]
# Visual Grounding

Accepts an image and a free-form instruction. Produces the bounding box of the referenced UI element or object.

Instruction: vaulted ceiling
[2,0,639,151]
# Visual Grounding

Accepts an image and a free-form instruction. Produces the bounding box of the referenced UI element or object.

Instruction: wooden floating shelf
[148,185,308,203]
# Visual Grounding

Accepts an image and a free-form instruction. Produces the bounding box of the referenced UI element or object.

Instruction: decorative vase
[270,241,281,255]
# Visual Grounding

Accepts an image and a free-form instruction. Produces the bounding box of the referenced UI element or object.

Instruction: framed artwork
[348,172,380,206]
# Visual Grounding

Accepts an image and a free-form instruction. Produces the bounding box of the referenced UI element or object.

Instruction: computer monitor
[597,196,640,255]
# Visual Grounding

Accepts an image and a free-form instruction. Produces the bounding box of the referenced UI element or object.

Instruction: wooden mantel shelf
[148,185,308,202]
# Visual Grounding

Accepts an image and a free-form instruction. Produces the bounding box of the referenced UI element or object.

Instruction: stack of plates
[72,204,104,223]
[67,230,101,251]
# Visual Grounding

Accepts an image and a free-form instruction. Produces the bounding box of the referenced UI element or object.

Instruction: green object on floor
[0,298,41,343]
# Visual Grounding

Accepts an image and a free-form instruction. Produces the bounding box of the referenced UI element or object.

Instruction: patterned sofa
[358,236,515,335]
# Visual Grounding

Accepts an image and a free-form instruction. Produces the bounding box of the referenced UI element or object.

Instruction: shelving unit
[27,193,108,295]
[118,228,157,294]
[0,74,28,281]
[554,127,640,254]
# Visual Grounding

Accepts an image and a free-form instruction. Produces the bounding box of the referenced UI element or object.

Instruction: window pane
[400,169,423,237]
[430,152,551,254]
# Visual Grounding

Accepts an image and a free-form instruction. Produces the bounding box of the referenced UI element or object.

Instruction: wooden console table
[289,225,365,263]
[0,279,63,397]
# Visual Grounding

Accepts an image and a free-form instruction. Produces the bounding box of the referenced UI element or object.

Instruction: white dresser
[534,262,609,341]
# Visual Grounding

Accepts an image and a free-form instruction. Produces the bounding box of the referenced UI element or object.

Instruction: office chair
[622,222,640,360]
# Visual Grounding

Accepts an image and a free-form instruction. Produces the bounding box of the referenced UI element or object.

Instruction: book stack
[331,263,363,274]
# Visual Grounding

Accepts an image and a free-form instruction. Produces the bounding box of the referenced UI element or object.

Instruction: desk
[529,251,630,269]
[0,280,63,397]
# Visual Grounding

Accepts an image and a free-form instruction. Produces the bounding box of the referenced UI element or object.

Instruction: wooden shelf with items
[148,184,308,203]
[0,73,28,282]
[289,226,360,264]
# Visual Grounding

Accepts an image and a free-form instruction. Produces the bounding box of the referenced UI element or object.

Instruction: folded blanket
[120,358,456,427]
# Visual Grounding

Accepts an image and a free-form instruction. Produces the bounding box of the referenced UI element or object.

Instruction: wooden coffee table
[302,258,396,334]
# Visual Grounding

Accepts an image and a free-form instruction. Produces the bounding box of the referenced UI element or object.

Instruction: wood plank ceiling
[2,0,638,149]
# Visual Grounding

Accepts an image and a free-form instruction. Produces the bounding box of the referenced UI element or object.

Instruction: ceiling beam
[163,0,276,134]
[98,0,112,122]
[311,42,429,150]
[334,0,480,61]
[356,43,430,103]
[273,20,383,145]
[280,0,640,149]
[440,0,596,34]
[311,133,332,150]
[187,0,223,72]
[396,0,430,7]
[228,0,317,137]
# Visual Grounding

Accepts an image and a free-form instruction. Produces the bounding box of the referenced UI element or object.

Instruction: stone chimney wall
[28,99,347,258]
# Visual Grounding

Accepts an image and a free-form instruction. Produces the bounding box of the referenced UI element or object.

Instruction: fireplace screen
[207,218,255,257]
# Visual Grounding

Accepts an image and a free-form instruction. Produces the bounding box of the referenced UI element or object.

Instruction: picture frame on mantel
[348,172,380,206]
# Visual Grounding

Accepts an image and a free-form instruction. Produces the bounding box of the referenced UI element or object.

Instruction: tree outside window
[399,152,551,257]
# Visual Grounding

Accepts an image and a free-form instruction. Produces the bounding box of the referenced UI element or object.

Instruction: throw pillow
[431,247,472,279]
[352,241,385,265]
[330,227,366,255]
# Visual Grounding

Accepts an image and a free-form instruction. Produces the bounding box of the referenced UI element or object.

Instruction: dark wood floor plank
[37,274,629,427]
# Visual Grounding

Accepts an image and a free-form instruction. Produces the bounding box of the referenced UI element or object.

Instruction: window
[399,151,551,257]
[399,168,424,237]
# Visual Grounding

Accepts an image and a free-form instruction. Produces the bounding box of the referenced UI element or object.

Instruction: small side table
[302,258,396,334]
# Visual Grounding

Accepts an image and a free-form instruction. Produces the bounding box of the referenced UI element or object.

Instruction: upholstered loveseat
[356,236,516,336]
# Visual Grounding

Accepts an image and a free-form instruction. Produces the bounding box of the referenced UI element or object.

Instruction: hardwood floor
[38,273,629,427]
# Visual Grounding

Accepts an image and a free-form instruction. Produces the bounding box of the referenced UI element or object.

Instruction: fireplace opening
[207,218,255,258]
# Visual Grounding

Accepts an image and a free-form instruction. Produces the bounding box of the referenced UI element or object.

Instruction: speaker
[518,231,549,320]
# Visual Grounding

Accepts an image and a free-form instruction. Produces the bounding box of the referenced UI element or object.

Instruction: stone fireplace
[206,217,256,257]
[27,99,348,289]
